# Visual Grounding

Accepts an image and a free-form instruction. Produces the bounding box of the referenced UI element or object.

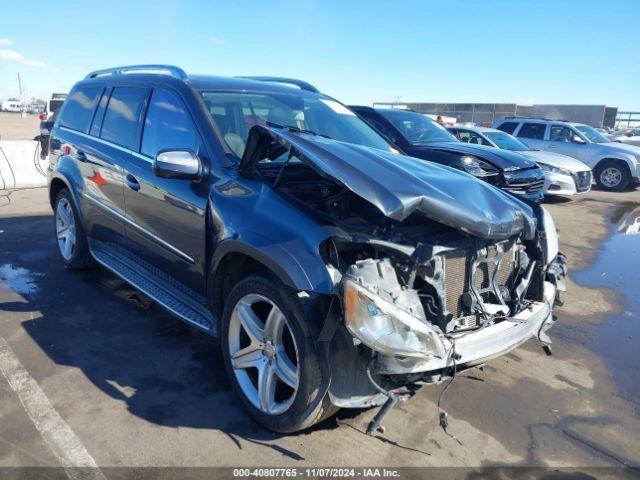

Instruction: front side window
[100,87,147,149]
[200,91,392,159]
[377,110,458,144]
[58,85,103,133]
[517,122,546,140]
[141,89,197,158]
[549,125,574,143]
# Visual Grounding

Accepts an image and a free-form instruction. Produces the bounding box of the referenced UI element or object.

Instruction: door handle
[549,145,558,149]
[125,174,141,192]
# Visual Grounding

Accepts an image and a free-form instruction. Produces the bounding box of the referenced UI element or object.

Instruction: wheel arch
[594,156,634,175]
[209,241,331,327]
[49,176,70,208]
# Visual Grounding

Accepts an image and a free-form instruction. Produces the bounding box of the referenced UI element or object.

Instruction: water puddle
[0,264,43,296]
[572,203,640,405]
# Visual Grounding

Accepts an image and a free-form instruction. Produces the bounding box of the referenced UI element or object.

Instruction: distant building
[371,102,618,128]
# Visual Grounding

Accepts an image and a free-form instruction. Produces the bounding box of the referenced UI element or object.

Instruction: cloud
[0,38,13,46]
[208,35,225,45]
[0,49,45,68]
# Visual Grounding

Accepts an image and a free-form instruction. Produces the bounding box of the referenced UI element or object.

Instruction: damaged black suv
[48,65,566,433]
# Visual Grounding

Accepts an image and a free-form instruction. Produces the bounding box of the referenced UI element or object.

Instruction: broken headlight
[343,279,445,359]
[454,156,500,178]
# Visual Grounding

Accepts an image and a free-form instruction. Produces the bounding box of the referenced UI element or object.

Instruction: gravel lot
[0,113,41,141]
[0,184,639,475]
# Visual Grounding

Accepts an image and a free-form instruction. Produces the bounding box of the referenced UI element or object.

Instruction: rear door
[514,122,547,150]
[55,84,129,247]
[122,87,209,294]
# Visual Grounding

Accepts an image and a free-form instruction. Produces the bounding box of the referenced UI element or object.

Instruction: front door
[547,124,591,165]
[122,87,210,294]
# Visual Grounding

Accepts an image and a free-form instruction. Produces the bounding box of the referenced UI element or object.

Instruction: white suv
[493,118,640,191]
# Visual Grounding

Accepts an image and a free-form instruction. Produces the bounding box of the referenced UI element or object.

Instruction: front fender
[211,236,334,294]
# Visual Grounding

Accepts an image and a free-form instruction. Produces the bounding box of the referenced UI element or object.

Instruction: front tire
[595,160,631,191]
[220,274,337,433]
[53,189,95,269]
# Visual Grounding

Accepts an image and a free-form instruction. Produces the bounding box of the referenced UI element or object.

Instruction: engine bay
[257,161,543,334]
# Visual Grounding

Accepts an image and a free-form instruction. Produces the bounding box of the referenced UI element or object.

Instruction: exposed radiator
[443,243,517,318]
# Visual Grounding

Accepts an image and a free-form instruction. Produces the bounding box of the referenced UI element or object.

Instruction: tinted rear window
[517,122,546,140]
[58,85,103,133]
[496,121,518,134]
[100,87,147,149]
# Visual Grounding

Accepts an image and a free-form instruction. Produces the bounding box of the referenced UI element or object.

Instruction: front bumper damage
[374,289,555,375]
[328,248,567,416]
[334,251,565,435]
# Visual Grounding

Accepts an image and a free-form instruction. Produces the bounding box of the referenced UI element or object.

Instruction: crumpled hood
[520,150,591,171]
[420,141,538,171]
[241,125,536,240]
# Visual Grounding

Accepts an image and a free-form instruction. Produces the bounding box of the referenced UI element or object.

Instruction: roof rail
[503,116,569,122]
[236,76,320,93]
[85,65,187,80]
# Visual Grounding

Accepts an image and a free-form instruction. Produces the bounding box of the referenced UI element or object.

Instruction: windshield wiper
[266,121,331,139]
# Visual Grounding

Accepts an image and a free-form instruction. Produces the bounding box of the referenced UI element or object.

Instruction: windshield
[378,109,458,144]
[575,125,609,143]
[200,91,393,158]
[485,131,530,151]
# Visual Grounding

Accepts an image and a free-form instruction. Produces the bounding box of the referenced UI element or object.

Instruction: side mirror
[153,150,202,181]
[571,135,585,144]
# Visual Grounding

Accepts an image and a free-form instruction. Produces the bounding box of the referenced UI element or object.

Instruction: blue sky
[1,0,639,109]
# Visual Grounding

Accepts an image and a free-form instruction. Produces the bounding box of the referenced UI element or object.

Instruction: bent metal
[47,64,567,434]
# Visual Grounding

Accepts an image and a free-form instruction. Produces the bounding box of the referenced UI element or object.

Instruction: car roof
[498,118,589,128]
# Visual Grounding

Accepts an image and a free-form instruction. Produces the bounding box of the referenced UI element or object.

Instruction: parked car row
[47,65,567,434]
[493,117,640,192]
[613,128,640,147]
[447,125,592,196]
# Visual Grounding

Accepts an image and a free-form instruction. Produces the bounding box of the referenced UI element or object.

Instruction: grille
[572,171,592,192]
[443,244,517,318]
[503,177,545,194]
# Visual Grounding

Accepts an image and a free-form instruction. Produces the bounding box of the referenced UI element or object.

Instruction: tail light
[39,113,46,121]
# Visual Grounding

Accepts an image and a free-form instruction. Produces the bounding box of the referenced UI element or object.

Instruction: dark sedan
[349,106,545,202]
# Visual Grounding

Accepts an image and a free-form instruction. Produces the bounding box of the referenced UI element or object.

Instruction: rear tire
[53,189,95,269]
[595,160,630,191]
[220,273,337,433]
